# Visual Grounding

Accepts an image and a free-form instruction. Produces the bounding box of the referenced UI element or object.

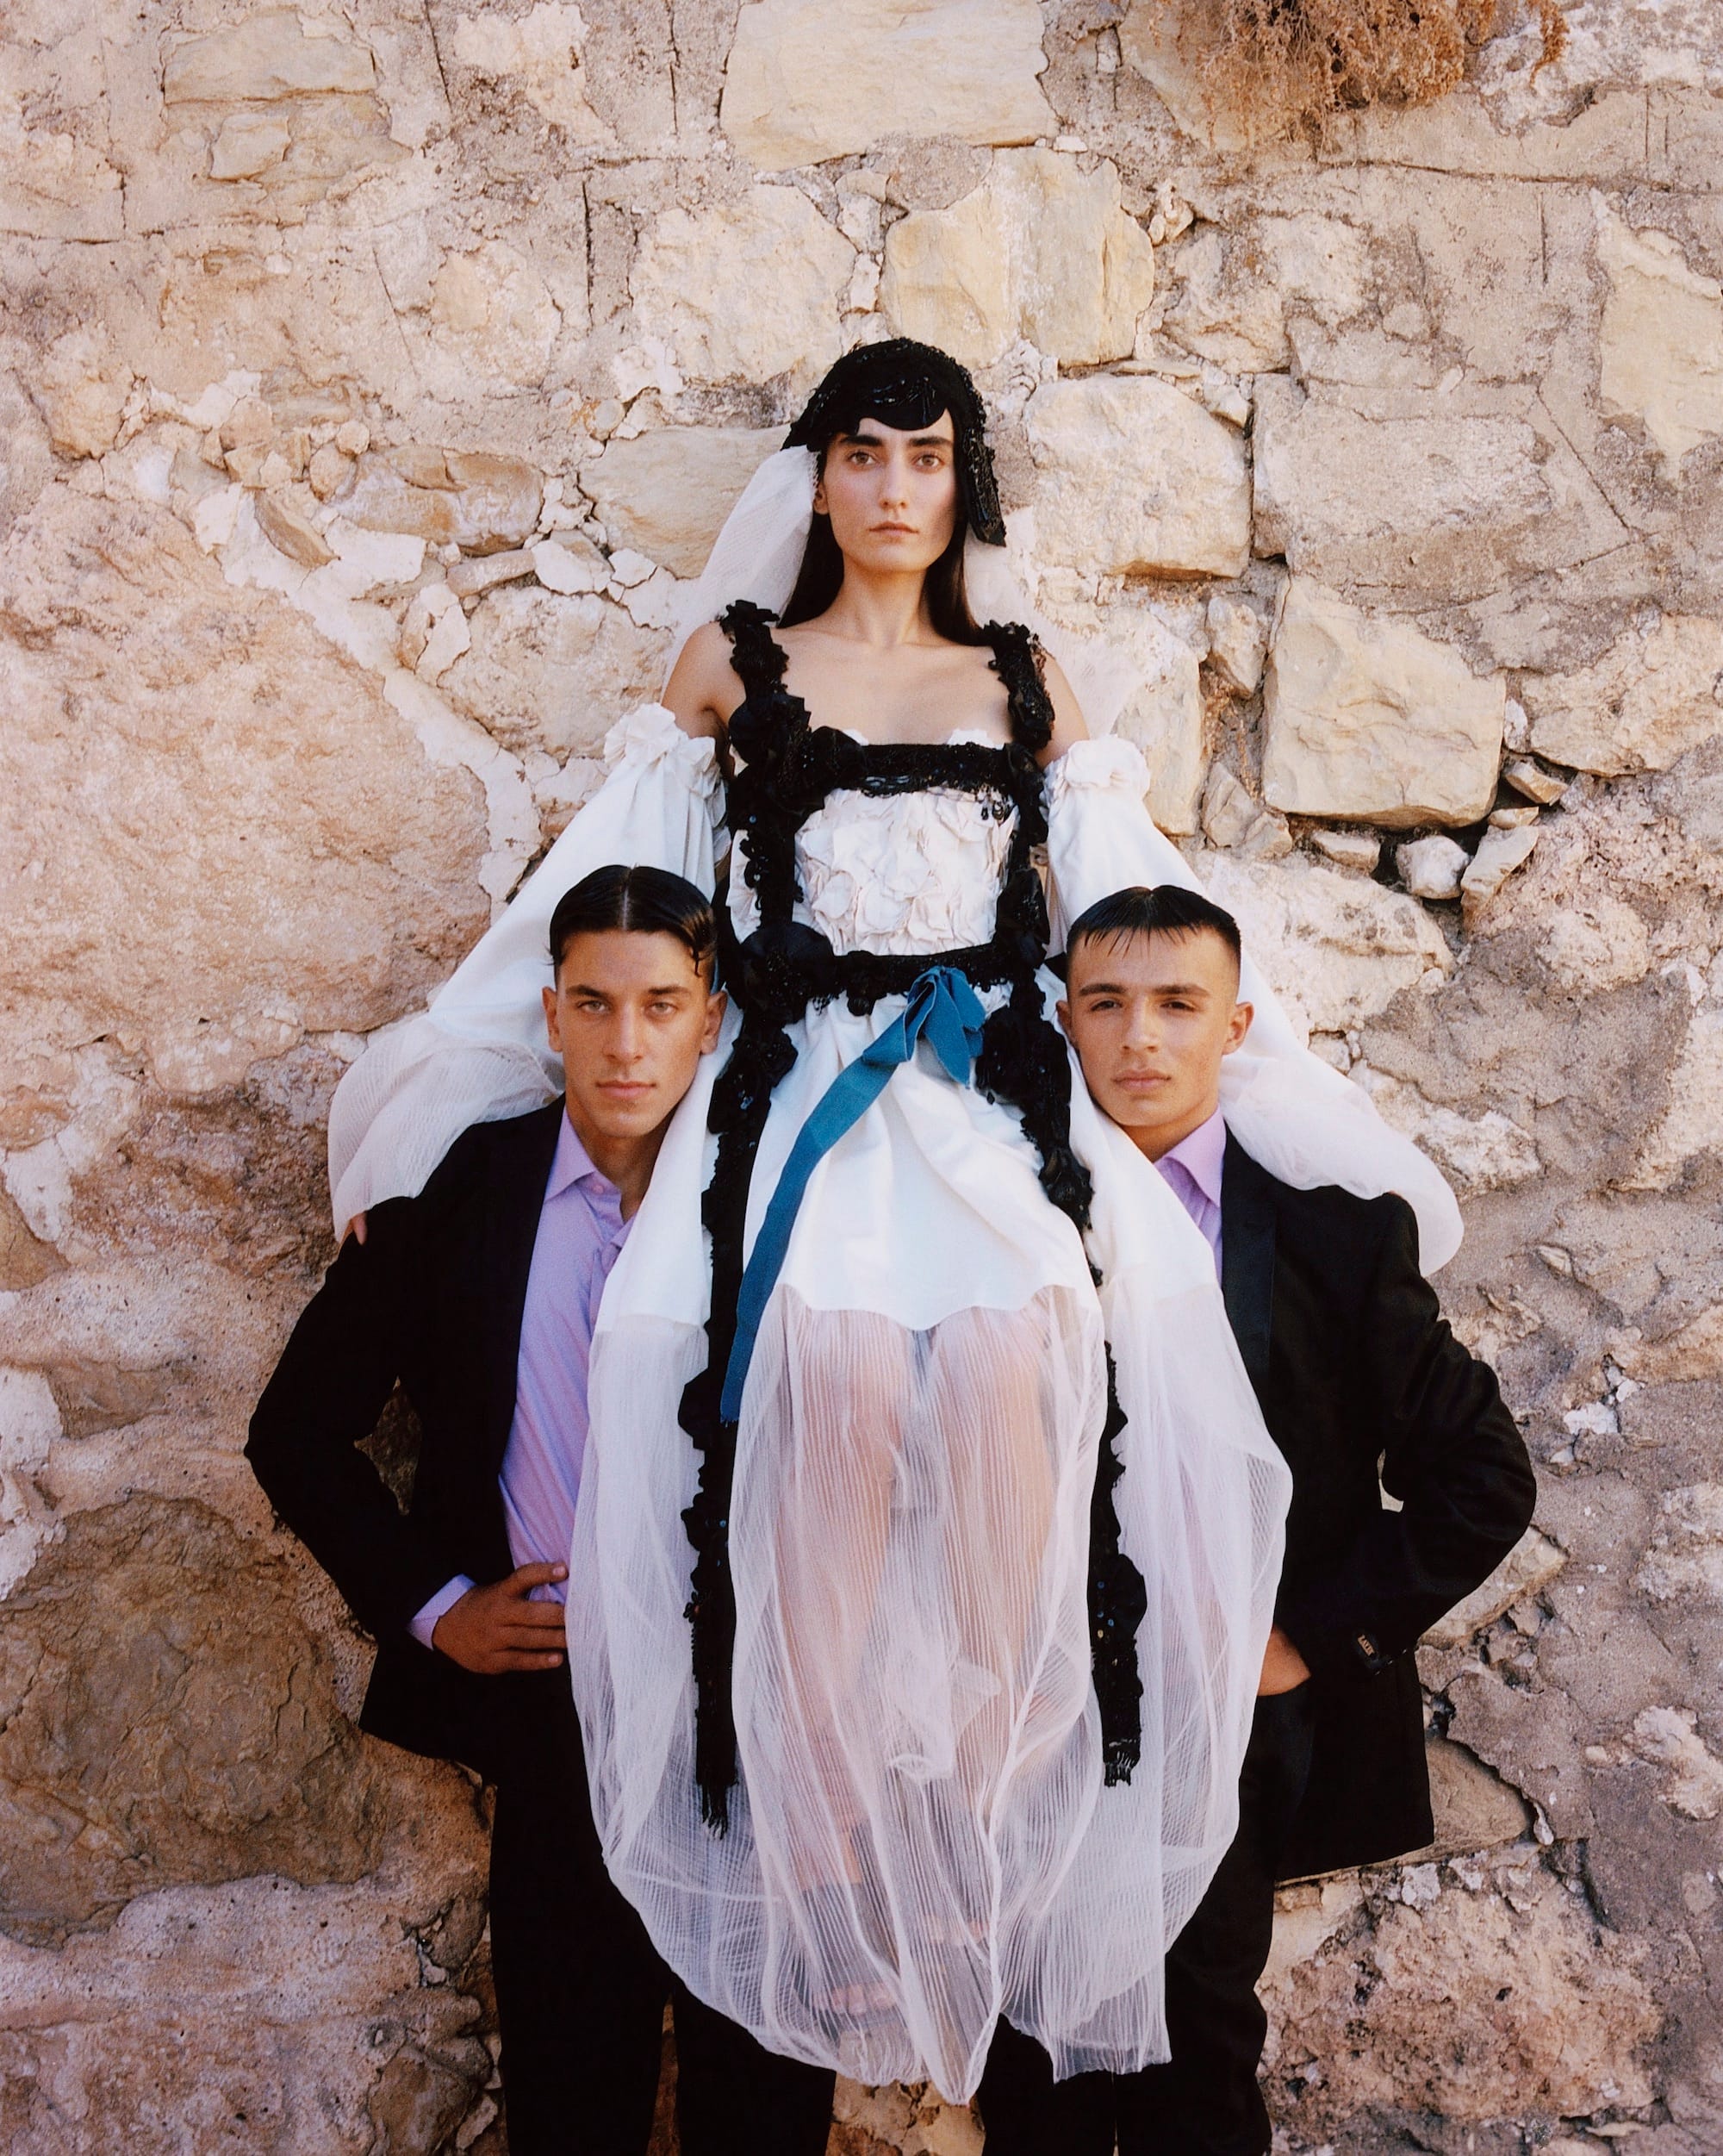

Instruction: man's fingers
[488,1616,568,1643]
[482,1648,566,1673]
[505,1561,569,1591]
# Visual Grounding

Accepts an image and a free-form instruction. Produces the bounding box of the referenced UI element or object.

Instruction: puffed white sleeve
[1043,738,1464,1272]
[327,705,723,1231]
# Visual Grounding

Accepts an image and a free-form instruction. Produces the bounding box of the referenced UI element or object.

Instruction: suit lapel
[1221,1133,1277,1387]
[478,1100,566,1474]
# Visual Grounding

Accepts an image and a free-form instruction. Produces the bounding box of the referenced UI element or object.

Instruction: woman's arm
[1038,650,1090,765]
[664,620,744,741]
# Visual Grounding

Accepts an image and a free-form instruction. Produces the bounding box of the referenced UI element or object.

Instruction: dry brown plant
[1164,0,1569,137]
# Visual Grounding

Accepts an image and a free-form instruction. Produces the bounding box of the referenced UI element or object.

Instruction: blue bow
[718,967,986,1424]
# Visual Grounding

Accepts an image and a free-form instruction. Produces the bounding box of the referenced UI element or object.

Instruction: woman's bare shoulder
[1037,648,1089,764]
[664,620,743,739]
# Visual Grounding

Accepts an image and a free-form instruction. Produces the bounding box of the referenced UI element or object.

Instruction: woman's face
[812,411,960,577]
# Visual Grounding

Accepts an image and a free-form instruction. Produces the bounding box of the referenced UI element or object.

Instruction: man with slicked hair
[248,865,836,2156]
[978,883,1535,2156]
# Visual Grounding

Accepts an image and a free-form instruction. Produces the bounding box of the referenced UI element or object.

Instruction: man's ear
[1054,998,1073,1044]
[700,987,727,1054]
[542,982,561,1053]
[1223,1000,1253,1055]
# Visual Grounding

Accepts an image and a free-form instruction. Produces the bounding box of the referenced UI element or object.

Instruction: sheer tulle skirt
[569,1023,1291,2099]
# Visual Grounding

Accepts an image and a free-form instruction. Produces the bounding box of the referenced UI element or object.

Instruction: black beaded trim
[681,603,1145,1825]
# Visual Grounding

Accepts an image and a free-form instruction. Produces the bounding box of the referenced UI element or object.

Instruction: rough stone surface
[1263,581,1505,827]
[582,427,785,578]
[881,150,1154,369]
[1252,377,1623,605]
[345,448,544,558]
[3,3,1720,2147]
[631,187,854,391]
[720,0,1054,171]
[1025,375,1250,577]
[1522,614,1723,777]
[1203,854,1451,1043]
[1595,203,1723,477]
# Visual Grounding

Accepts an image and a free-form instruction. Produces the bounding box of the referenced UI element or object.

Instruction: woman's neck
[807,566,937,649]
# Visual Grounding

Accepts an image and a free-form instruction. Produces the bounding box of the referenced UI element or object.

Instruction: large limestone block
[1025,376,1249,578]
[631,186,853,388]
[0,1820,493,2155]
[1201,852,1451,1041]
[1105,603,1206,835]
[881,150,1154,368]
[720,0,1054,171]
[1596,203,1723,477]
[1521,613,1723,776]
[1268,1864,1658,2132]
[163,10,376,101]
[1252,377,1599,601]
[439,587,669,762]
[582,426,784,576]
[1262,581,1505,827]
[345,445,544,554]
[0,1499,378,1944]
[0,495,488,1106]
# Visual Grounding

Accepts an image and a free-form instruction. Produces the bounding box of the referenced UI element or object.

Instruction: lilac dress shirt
[409,1115,632,1648]
[1153,1106,1225,1281]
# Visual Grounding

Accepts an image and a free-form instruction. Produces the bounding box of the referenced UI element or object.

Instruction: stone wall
[2,3,1720,2151]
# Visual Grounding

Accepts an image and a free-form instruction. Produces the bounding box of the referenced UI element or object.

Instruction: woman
[328,341,1457,2099]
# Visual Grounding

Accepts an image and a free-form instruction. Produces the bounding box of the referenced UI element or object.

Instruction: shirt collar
[545,1111,620,1207]
[1159,1106,1226,1210]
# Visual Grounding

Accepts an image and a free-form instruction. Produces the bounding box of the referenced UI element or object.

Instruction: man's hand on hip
[432,1562,569,1673]
[1258,1623,1312,1696]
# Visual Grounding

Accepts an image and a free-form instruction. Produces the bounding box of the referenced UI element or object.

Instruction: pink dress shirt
[409,1114,631,1646]
[1153,1106,1225,1281]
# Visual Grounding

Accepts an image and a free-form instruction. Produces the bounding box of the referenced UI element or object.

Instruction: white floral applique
[603,701,721,799]
[1044,734,1153,810]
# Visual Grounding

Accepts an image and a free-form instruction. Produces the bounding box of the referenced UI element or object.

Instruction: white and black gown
[327,606,1453,2099]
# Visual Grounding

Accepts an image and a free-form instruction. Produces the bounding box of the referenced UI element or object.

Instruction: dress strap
[718,599,789,702]
[982,620,1055,755]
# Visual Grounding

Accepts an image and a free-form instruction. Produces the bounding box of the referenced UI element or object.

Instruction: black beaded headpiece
[785,339,1006,547]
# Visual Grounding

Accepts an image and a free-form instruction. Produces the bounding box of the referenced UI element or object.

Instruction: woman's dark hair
[548,863,717,978]
[1062,885,1243,975]
[779,338,1002,645]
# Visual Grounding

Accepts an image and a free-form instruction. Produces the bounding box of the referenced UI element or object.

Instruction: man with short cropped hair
[977,883,1536,2156]
[248,864,835,2156]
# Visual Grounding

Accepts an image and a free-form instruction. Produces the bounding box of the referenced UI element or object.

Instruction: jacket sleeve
[1276,1195,1538,1683]
[246,1197,457,1644]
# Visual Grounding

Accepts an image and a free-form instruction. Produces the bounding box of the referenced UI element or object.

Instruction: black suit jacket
[1218,1137,1537,1879]
[247,1101,568,1776]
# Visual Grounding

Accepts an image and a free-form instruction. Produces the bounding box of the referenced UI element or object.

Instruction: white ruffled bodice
[730,727,1017,957]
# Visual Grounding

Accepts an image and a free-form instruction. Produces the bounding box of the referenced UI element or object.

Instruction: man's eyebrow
[1075,979,1213,997]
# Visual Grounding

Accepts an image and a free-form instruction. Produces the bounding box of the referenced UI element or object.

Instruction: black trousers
[484,1671,836,2156]
[977,1686,1317,2156]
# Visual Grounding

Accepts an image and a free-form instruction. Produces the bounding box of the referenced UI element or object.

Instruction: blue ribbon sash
[718,966,987,1424]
